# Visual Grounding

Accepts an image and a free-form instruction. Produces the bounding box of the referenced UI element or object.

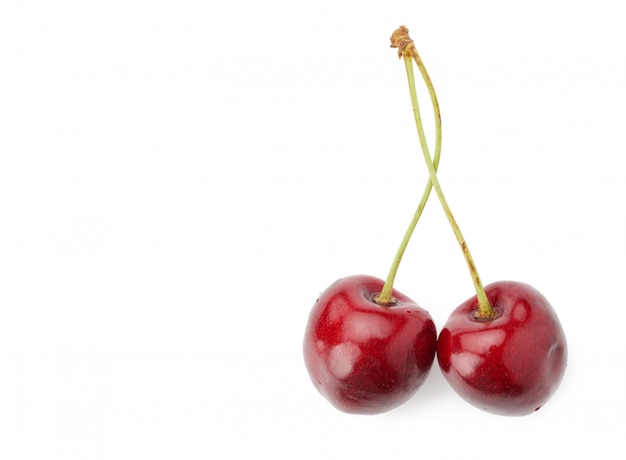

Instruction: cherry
[390,26,567,415]
[436,281,567,415]
[303,27,445,415]
[303,275,437,414]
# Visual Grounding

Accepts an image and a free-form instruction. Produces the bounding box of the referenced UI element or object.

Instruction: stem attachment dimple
[390,26,495,318]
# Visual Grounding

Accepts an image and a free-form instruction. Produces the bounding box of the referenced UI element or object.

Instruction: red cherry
[390,27,568,415]
[303,275,437,414]
[437,281,567,416]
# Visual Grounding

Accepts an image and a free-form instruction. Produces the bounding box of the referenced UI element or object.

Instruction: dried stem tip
[390,25,416,58]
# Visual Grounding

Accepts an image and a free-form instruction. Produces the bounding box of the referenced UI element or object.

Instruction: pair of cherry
[302,27,567,416]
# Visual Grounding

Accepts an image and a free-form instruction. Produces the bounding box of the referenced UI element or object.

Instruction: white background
[1,1,624,458]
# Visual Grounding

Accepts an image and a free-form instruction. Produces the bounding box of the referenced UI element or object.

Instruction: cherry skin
[437,281,567,416]
[303,275,437,414]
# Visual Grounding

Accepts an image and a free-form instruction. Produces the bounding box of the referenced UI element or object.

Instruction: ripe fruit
[303,275,437,414]
[304,25,568,416]
[437,281,567,415]
[303,27,445,415]
[390,26,567,415]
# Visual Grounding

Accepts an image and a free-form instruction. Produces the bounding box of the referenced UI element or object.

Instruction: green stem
[392,27,494,318]
[374,52,442,306]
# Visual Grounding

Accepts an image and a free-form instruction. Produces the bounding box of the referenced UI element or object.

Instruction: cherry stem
[390,26,494,318]
[374,40,442,307]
